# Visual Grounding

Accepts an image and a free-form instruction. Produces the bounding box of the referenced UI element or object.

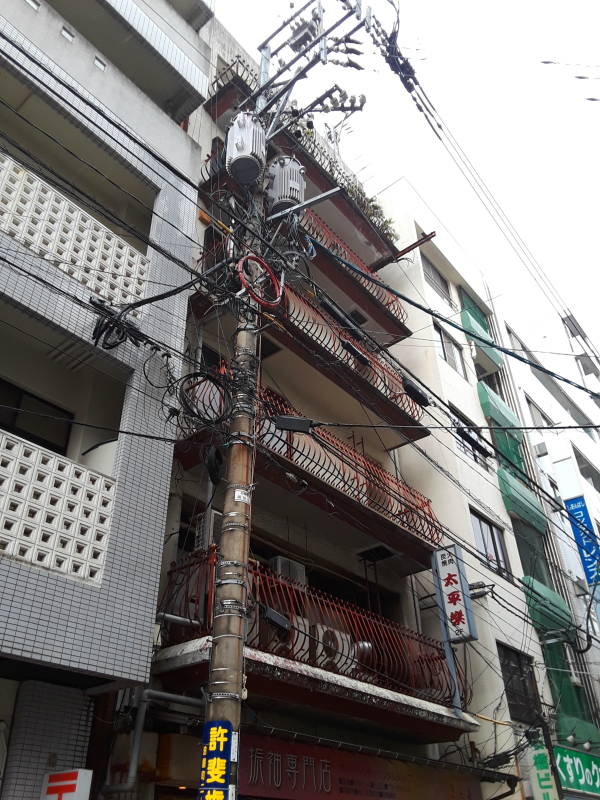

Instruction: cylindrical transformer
[267,156,306,214]
[226,112,266,185]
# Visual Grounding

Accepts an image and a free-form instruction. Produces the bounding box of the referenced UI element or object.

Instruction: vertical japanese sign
[199,720,236,800]
[433,544,477,643]
[530,742,560,800]
[555,746,600,796]
[39,770,92,800]
[565,496,600,585]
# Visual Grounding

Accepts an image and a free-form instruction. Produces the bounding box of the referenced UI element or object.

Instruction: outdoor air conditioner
[270,556,307,585]
[534,442,548,457]
[311,623,354,673]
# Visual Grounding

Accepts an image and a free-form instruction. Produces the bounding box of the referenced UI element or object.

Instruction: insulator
[226,112,266,185]
[266,156,306,214]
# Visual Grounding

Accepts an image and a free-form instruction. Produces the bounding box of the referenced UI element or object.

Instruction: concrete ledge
[154,636,479,735]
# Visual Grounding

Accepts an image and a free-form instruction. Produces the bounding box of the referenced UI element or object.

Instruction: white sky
[215,0,600,359]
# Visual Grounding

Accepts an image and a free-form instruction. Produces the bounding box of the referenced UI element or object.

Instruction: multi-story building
[1,3,600,800]
[0,0,214,796]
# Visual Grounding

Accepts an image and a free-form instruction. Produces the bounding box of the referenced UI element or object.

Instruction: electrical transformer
[226,112,266,185]
[266,156,306,214]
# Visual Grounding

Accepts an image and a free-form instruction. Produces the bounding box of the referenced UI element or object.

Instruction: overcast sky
[215,0,600,361]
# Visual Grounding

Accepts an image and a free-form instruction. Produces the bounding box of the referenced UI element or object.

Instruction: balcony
[257,387,441,562]
[300,209,410,342]
[461,309,503,376]
[0,152,149,317]
[0,430,115,583]
[177,381,440,563]
[156,550,473,735]
[46,0,209,122]
[497,468,546,533]
[268,286,426,441]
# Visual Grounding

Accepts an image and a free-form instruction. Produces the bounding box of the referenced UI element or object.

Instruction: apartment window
[60,26,75,42]
[451,407,489,469]
[573,447,600,494]
[479,370,505,399]
[497,643,540,724]
[470,509,509,575]
[434,324,467,379]
[422,255,456,308]
[0,377,72,454]
[94,56,107,71]
[527,397,552,428]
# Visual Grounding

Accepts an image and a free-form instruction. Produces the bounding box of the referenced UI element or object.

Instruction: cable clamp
[215,578,247,587]
[207,692,242,701]
[220,521,249,533]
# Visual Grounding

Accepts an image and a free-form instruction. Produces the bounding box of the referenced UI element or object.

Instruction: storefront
[149,731,511,800]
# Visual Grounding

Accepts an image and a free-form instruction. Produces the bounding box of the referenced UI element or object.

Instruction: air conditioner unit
[270,556,307,585]
[535,442,549,458]
[311,623,353,674]
[194,508,223,550]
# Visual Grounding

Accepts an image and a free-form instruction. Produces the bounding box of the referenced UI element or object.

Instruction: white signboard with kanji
[40,770,92,800]
[433,544,478,643]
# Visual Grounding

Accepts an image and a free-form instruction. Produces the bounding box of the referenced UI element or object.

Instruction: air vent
[357,544,395,562]
[270,556,307,585]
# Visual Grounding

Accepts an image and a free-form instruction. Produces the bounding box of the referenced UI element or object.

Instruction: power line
[309,237,600,402]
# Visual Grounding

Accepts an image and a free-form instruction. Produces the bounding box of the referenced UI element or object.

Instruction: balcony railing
[161,549,470,708]
[258,386,442,547]
[281,285,421,429]
[300,208,408,327]
[180,379,441,548]
[0,430,115,583]
[0,152,149,317]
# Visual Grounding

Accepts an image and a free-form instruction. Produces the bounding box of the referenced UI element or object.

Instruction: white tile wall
[0,152,149,316]
[0,432,114,583]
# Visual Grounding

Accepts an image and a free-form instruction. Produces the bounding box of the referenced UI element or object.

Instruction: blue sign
[199,720,235,800]
[565,495,600,585]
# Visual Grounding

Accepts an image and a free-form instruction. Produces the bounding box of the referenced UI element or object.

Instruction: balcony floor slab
[153,636,479,743]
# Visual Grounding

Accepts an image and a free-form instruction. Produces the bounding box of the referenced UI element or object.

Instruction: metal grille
[258,386,441,546]
[300,209,408,325]
[282,285,419,421]
[162,549,471,708]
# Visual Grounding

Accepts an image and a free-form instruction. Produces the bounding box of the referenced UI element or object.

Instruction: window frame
[497,642,541,724]
[573,446,600,494]
[422,255,457,309]
[451,406,490,470]
[470,508,510,577]
[526,396,553,428]
[434,324,468,379]
[0,377,73,455]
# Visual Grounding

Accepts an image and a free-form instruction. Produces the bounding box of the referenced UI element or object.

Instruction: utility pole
[202,5,369,797]
[203,44,271,800]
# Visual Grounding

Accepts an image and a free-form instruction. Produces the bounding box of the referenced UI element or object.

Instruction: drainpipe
[99,689,204,796]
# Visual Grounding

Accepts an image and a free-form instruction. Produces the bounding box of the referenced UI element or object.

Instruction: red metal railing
[258,387,441,546]
[281,285,421,422]
[301,209,408,326]
[179,379,441,547]
[162,549,470,708]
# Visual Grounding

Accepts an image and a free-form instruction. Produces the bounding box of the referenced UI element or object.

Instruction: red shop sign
[238,734,482,800]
